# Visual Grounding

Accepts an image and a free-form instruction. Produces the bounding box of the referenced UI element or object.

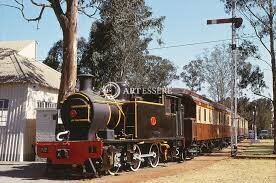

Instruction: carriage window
[204,109,207,122]
[198,107,201,121]
[209,110,212,122]
[0,99,9,127]
[226,116,230,125]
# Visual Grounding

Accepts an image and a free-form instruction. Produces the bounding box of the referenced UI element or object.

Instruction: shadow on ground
[0,163,86,181]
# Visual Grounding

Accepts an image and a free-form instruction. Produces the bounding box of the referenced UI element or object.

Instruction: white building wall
[0,83,28,161]
[0,83,58,162]
[36,109,57,142]
[18,41,36,60]
[26,83,58,119]
[24,84,58,161]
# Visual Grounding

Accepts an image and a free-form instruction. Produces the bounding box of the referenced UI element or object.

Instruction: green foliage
[43,40,63,71]
[128,55,178,88]
[238,40,266,94]
[180,58,204,92]
[44,0,177,88]
[203,44,232,102]
[80,0,176,88]
[254,98,273,132]
[235,97,273,132]
[181,42,266,102]
[43,37,87,72]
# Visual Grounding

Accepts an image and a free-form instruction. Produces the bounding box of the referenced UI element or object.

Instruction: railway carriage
[173,88,248,152]
[36,75,248,176]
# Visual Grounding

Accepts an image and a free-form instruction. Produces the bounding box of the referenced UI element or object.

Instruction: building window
[37,101,57,109]
[0,99,9,126]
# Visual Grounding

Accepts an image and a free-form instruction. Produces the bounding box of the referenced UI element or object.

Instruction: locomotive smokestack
[78,74,94,91]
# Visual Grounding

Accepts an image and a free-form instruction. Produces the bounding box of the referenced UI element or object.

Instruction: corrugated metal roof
[0,48,60,89]
[0,40,34,52]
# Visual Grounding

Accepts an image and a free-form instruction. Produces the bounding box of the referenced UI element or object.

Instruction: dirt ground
[82,151,229,183]
[81,140,276,183]
[81,148,276,183]
[143,159,276,183]
[0,141,275,183]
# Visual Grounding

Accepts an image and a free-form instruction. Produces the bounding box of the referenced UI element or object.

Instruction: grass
[237,139,276,158]
[144,159,276,183]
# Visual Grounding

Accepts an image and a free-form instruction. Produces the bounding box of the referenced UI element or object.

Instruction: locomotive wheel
[148,144,159,168]
[130,144,141,172]
[107,152,121,175]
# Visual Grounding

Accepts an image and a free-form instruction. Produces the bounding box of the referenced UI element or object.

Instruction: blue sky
[0,0,272,99]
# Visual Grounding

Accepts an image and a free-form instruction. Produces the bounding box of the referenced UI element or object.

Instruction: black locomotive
[36,74,248,176]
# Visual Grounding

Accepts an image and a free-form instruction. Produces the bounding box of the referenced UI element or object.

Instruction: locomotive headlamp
[69,109,77,118]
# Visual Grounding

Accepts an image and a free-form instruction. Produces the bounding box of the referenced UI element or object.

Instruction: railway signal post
[207,0,242,157]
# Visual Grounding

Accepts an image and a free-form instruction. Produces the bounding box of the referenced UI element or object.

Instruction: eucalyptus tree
[181,42,265,104]
[180,58,204,92]
[43,37,87,72]
[81,0,167,87]
[222,0,276,153]
[0,0,101,104]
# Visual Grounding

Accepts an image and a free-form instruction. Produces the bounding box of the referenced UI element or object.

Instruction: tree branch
[78,7,98,18]
[51,0,68,29]
[251,22,271,53]
[242,0,270,30]
[30,0,51,7]
[255,57,272,69]
[253,92,273,102]
[0,0,49,22]
[0,4,20,11]
[238,8,271,55]
[78,2,101,18]
[258,1,271,18]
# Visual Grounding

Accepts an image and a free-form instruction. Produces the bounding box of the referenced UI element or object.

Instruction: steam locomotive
[36,74,248,176]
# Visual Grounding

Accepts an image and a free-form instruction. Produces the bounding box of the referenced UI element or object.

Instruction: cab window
[165,96,178,115]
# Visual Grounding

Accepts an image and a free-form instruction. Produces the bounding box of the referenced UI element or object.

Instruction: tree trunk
[268,0,276,153]
[272,58,276,154]
[57,0,78,106]
[272,57,276,154]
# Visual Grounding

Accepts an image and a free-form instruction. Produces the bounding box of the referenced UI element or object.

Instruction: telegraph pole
[253,106,258,141]
[207,0,242,156]
[231,0,238,156]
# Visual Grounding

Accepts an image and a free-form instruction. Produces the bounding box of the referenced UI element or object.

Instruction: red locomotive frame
[36,140,103,165]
